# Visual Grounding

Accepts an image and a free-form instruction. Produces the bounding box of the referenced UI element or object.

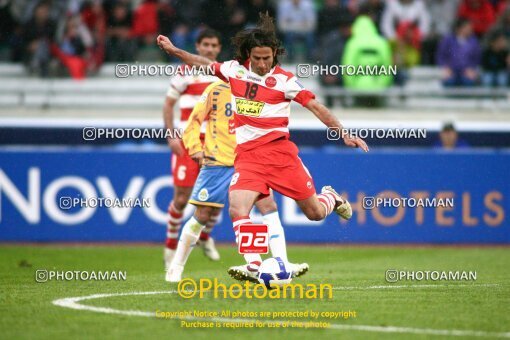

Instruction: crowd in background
[0,0,508,87]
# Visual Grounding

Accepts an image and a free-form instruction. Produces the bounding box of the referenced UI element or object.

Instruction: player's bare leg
[166,205,220,282]
[197,208,221,261]
[164,186,193,269]
[227,189,261,283]
[255,192,309,278]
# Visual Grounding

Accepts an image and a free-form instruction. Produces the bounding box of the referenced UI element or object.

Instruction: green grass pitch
[0,245,509,339]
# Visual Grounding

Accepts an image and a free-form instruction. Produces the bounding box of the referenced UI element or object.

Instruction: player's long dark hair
[231,12,284,67]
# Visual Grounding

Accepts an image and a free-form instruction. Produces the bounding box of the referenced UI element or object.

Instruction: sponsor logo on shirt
[235,99,265,117]
[265,76,277,88]
[235,69,245,79]
[228,118,236,134]
[247,75,261,82]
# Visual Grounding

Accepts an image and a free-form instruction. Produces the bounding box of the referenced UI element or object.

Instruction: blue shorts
[189,166,235,208]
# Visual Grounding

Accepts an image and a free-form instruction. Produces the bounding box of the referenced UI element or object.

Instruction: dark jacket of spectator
[482,48,509,72]
[22,11,56,44]
[107,3,132,33]
[358,0,385,30]
[201,0,225,33]
[491,7,510,39]
[244,0,275,27]
[317,0,352,37]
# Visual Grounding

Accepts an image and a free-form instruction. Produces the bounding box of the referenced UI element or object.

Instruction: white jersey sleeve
[284,76,316,106]
[166,74,188,99]
[212,60,240,83]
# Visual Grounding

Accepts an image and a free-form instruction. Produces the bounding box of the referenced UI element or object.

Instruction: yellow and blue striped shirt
[183,81,236,167]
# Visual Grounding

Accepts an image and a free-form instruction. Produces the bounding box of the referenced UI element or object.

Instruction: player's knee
[305,208,325,221]
[257,199,278,215]
[172,191,189,210]
[194,206,212,225]
[229,204,246,220]
[228,205,239,219]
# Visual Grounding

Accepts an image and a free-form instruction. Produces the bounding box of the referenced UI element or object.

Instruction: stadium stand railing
[1,63,509,111]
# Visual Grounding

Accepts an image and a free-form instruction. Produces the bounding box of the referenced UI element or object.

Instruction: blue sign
[0,148,508,243]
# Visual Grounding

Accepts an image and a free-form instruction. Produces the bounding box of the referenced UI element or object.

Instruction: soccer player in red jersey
[162,29,222,269]
[157,14,368,282]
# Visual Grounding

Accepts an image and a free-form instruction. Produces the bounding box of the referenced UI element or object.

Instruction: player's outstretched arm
[157,35,213,67]
[305,99,369,152]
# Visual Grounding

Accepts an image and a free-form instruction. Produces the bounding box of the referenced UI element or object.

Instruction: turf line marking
[332,283,500,290]
[52,284,509,338]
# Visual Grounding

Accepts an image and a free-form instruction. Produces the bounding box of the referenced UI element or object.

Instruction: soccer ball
[257,257,293,288]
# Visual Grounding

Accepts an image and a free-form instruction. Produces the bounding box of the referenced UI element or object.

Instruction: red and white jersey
[212,60,315,152]
[166,64,218,128]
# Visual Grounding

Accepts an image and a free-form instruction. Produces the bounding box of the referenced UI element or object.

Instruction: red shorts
[171,140,200,187]
[229,138,316,201]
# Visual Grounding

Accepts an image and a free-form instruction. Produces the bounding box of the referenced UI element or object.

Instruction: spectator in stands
[317,0,353,39]
[495,0,510,16]
[277,0,316,61]
[436,19,481,87]
[22,1,56,77]
[52,14,94,79]
[391,21,422,85]
[357,0,385,31]
[421,0,460,65]
[381,0,430,41]
[342,16,393,90]
[169,1,204,54]
[161,3,195,59]
[201,0,246,60]
[244,0,276,28]
[80,0,105,71]
[0,1,21,61]
[481,31,510,87]
[457,0,495,37]
[317,14,354,106]
[172,1,202,29]
[105,1,134,62]
[491,6,510,39]
[201,0,225,33]
[222,0,247,34]
[435,122,469,149]
[131,0,160,56]
[131,0,159,39]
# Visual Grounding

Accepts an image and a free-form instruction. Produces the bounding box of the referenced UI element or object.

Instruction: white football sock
[170,216,205,269]
[263,211,288,262]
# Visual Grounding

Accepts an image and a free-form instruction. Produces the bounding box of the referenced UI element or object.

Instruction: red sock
[165,201,183,249]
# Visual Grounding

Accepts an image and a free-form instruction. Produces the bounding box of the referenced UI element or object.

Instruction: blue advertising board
[0,148,508,243]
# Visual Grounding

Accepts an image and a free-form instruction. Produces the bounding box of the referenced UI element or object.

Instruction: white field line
[52,284,510,338]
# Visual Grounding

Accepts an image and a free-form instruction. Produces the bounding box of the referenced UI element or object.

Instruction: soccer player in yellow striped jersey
[166,81,309,283]
[183,81,235,167]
